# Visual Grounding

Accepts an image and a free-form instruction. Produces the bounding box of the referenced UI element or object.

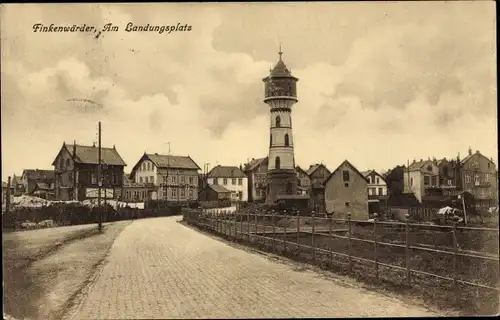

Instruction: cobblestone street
[68,216,440,319]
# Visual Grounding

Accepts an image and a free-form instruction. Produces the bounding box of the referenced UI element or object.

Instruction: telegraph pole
[98,121,102,232]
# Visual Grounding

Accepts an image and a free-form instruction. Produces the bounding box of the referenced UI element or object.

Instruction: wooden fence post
[297,210,301,254]
[312,210,316,263]
[283,210,287,254]
[405,213,411,287]
[247,211,251,241]
[240,210,243,240]
[329,214,333,268]
[254,211,258,242]
[272,210,276,253]
[347,212,352,274]
[373,213,379,281]
[452,215,460,305]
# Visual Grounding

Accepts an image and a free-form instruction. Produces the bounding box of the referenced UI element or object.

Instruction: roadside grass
[3,221,132,320]
[184,216,499,316]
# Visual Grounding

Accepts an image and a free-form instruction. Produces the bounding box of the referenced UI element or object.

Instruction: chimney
[412,159,416,164]
[93,142,96,147]
[468,147,472,156]
[72,141,77,159]
[113,144,116,150]
[476,150,480,154]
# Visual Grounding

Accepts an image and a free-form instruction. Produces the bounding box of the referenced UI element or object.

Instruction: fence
[183,209,499,314]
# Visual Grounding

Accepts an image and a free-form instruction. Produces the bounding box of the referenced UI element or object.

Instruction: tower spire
[278,43,283,60]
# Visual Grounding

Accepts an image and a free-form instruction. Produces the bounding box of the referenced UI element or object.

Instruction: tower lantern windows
[275,115,281,127]
[275,157,281,170]
[284,134,290,147]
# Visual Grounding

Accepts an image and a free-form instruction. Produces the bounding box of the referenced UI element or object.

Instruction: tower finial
[278,43,283,60]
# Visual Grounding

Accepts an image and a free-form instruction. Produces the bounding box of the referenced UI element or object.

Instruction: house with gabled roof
[207,165,248,201]
[52,142,127,201]
[20,169,55,195]
[460,147,498,209]
[198,184,231,204]
[403,158,440,202]
[129,153,201,203]
[324,160,369,220]
[306,163,331,212]
[243,157,268,203]
[295,166,311,196]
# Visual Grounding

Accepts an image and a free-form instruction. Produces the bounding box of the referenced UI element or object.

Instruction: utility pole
[98,121,102,232]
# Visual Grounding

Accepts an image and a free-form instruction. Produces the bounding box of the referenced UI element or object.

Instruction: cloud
[1,2,497,181]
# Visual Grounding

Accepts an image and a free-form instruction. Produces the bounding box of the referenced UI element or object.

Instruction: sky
[1,2,497,181]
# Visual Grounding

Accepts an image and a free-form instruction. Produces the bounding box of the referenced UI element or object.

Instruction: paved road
[68,217,439,319]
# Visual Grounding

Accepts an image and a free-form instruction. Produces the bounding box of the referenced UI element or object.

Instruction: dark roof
[34,182,54,190]
[208,184,231,194]
[245,157,268,172]
[208,165,246,178]
[360,170,372,177]
[22,169,55,181]
[52,143,126,166]
[146,153,200,170]
[295,166,309,176]
[306,163,329,176]
[325,160,369,185]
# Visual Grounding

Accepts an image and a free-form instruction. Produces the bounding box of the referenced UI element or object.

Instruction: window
[232,178,236,185]
[112,173,117,184]
[427,165,432,171]
[485,174,490,182]
[172,189,177,197]
[172,176,176,183]
[488,163,491,169]
[189,190,193,198]
[284,134,289,147]
[345,202,350,207]
[148,176,153,183]
[145,177,149,183]
[66,159,70,167]
[163,176,168,183]
[142,163,146,170]
[91,172,97,184]
[448,179,452,186]
[465,174,470,183]
[342,170,350,182]
[286,182,292,194]
[297,179,301,187]
[431,176,437,186]
[238,191,243,200]
[378,187,383,195]
[69,173,73,183]
[270,134,272,148]
[410,178,413,186]
[275,115,281,127]
[474,175,480,186]
[180,176,185,183]
[275,157,281,170]
[223,178,228,185]
[189,177,194,184]
[424,176,430,185]
[376,177,380,184]
[238,178,242,185]
[139,177,143,183]
[368,177,371,184]
[180,189,185,198]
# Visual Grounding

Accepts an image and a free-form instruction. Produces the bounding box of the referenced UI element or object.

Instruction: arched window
[284,134,289,147]
[275,156,281,170]
[270,134,272,148]
[275,115,281,127]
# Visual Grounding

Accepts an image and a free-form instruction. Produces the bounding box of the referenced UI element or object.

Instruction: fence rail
[183,209,499,312]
